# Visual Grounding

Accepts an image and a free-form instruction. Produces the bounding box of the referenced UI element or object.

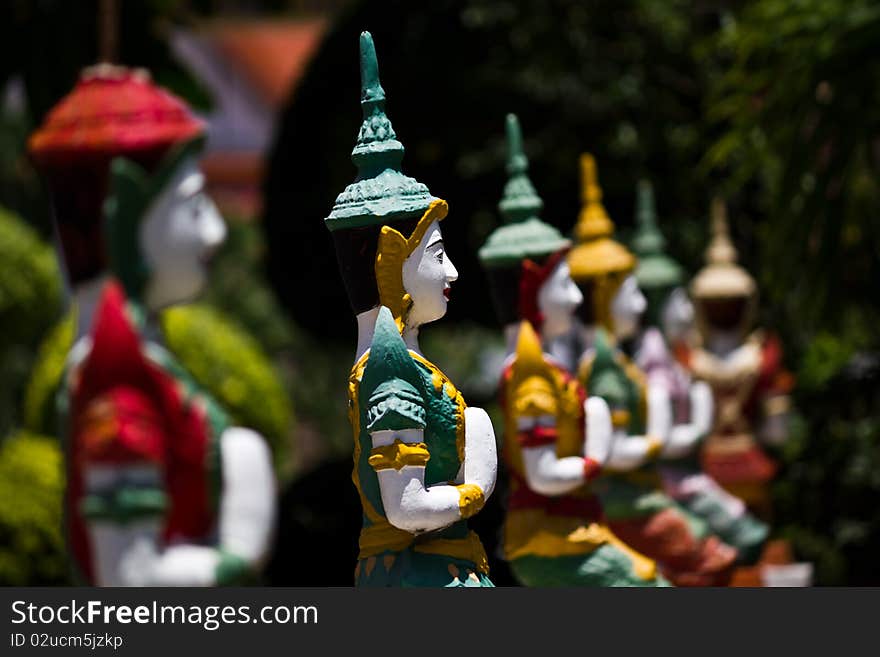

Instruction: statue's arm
[461,406,497,500]
[661,381,713,459]
[370,427,481,534]
[148,427,276,586]
[604,383,670,471]
[517,392,611,497]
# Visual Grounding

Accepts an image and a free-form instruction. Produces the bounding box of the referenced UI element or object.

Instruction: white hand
[150,544,221,587]
[463,406,498,499]
[661,382,714,459]
[584,396,613,466]
[646,383,672,445]
[117,535,162,587]
[689,381,714,438]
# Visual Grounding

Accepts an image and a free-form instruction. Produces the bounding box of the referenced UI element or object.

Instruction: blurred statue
[683,199,795,518]
[680,199,812,586]
[567,154,738,586]
[631,180,769,566]
[29,65,276,586]
[324,32,497,587]
[479,115,665,586]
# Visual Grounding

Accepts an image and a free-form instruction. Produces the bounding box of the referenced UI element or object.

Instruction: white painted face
[401,221,458,329]
[661,286,695,343]
[611,274,647,340]
[537,259,583,338]
[139,156,226,312]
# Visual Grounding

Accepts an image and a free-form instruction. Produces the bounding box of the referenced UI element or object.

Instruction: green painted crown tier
[325,31,437,232]
[478,114,570,268]
[631,179,684,289]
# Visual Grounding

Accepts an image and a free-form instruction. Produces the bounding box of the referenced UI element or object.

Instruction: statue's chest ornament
[691,339,762,391]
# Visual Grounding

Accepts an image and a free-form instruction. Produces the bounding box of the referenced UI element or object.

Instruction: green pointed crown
[632,179,684,290]
[325,32,436,232]
[360,306,427,432]
[478,114,570,268]
[104,138,204,301]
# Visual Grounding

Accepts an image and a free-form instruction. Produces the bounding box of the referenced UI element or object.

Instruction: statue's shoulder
[358,307,429,433]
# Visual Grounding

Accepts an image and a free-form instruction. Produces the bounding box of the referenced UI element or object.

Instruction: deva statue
[479,115,665,586]
[630,181,769,566]
[567,155,738,586]
[28,65,276,586]
[681,200,794,518]
[679,199,812,586]
[324,33,497,587]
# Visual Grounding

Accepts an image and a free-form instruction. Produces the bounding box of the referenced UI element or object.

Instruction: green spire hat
[360,306,427,432]
[325,32,437,232]
[478,113,570,268]
[104,137,205,301]
[631,179,684,290]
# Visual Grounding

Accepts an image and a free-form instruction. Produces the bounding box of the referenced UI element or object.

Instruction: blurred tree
[0,431,67,586]
[704,0,880,585]
[704,0,880,332]
[0,207,62,436]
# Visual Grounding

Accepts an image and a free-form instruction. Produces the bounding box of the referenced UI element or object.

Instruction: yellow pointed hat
[510,321,557,418]
[690,198,756,299]
[567,154,636,282]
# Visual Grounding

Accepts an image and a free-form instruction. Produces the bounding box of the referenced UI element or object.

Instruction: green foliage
[0,431,67,585]
[201,219,360,467]
[23,312,74,436]
[0,206,63,435]
[0,206,62,351]
[161,304,294,474]
[705,0,880,331]
[201,221,299,355]
[773,370,880,585]
[797,331,855,390]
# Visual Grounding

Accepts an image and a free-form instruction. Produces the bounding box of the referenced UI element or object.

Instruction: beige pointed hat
[690,197,756,299]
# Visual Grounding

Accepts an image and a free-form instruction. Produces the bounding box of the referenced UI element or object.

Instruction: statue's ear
[104,157,151,301]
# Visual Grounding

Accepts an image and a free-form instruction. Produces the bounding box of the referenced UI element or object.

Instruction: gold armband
[611,409,632,429]
[368,439,430,471]
[456,484,485,519]
[645,435,664,460]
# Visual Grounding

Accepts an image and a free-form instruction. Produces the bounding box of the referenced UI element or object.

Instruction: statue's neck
[355,307,423,364]
[578,322,598,353]
[401,323,422,356]
[355,308,379,363]
[73,275,162,346]
[73,274,111,342]
[503,323,520,357]
[139,309,164,345]
[544,325,581,373]
[706,329,742,357]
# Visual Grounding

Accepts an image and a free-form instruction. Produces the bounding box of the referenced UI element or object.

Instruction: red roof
[206,17,328,108]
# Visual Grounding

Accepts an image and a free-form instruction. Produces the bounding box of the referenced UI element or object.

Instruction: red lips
[443,288,451,300]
